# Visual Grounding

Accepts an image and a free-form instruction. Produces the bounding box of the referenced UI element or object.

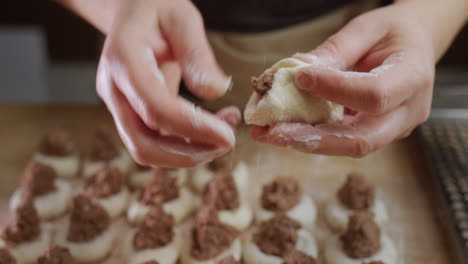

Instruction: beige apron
[203,0,376,110]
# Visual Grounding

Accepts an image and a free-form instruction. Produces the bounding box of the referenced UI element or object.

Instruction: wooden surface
[0,104,451,263]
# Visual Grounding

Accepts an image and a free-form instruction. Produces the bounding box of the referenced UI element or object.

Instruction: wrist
[393,0,467,61]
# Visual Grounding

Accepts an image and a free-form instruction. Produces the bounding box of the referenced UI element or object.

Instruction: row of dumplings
[0,128,398,264]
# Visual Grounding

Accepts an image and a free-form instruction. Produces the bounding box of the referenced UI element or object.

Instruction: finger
[254,105,412,157]
[293,14,388,69]
[295,53,418,114]
[103,39,235,149]
[159,60,182,95]
[97,71,228,167]
[216,106,242,128]
[160,2,231,100]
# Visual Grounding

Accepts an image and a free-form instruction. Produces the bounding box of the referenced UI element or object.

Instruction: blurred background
[0,1,467,104]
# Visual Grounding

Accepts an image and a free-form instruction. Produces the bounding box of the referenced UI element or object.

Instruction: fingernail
[296,73,316,91]
[216,75,233,94]
[209,119,236,146]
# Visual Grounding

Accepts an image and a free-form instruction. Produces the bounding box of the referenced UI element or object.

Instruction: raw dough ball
[242,228,318,264]
[244,58,343,126]
[325,195,388,233]
[323,234,397,264]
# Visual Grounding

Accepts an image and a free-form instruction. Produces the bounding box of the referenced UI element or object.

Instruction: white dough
[324,234,397,264]
[56,221,117,263]
[181,238,242,264]
[83,149,134,178]
[96,187,130,218]
[231,162,249,198]
[243,228,318,264]
[130,168,187,189]
[127,188,198,224]
[129,170,152,189]
[168,168,189,187]
[191,164,214,193]
[244,58,344,126]
[124,227,183,264]
[325,196,388,233]
[192,162,249,194]
[10,179,72,220]
[34,152,80,178]
[218,201,253,231]
[2,224,51,264]
[255,195,317,230]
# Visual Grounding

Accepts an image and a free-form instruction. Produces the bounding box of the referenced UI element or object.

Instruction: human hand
[96,0,239,167]
[251,0,467,157]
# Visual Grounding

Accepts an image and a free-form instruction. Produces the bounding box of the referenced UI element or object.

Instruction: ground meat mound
[203,173,239,211]
[253,214,302,257]
[0,248,16,264]
[22,162,57,198]
[338,173,376,210]
[340,211,381,258]
[251,72,275,95]
[283,250,317,264]
[261,177,301,212]
[191,205,239,260]
[138,170,179,205]
[37,246,75,264]
[1,201,40,246]
[86,168,124,198]
[67,195,110,242]
[133,206,174,250]
[38,129,75,157]
[207,152,233,171]
[89,128,119,162]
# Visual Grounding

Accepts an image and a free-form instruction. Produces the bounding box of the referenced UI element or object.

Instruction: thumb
[161,3,231,100]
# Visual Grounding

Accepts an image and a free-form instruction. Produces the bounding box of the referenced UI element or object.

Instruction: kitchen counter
[0,104,451,263]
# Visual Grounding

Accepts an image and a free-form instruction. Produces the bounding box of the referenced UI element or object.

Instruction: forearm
[55,0,123,34]
[395,0,468,61]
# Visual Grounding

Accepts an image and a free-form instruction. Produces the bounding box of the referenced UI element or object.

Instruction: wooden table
[0,104,451,263]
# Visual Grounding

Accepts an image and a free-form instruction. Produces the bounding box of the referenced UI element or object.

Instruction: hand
[96,0,239,167]
[252,0,467,157]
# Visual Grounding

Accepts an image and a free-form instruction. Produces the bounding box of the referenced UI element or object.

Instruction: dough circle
[255,194,317,230]
[244,58,343,126]
[34,152,80,178]
[10,178,72,220]
[325,196,388,233]
[180,238,242,264]
[96,187,130,218]
[56,221,117,263]
[83,149,134,178]
[127,187,197,224]
[323,234,397,264]
[124,227,183,264]
[242,228,318,264]
[1,224,51,264]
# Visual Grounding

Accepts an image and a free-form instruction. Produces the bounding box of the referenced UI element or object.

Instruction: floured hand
[252,0,468,157]
[95,0,240,167]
